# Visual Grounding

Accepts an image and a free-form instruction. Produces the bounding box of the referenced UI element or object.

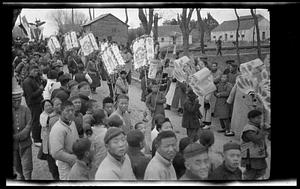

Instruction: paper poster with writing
[47,38,56,55]
[51,36,61,49]
[173,56,195,82]
[88,33,99,51]
[70,31,79,48]
[189,67,216,97]
[79,35,94,56]
[101,46,119,75]
[148,59,160,79]
[111,44,125,66]
[64,33,73,51]
[145,36,154,61]
[133,37,147,69]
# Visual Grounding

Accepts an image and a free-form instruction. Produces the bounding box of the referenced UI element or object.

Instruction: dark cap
[183,143,208,159]
[223,141,241,152]
[107,114,123,127]
[126,130,144,147]
[72,138,92,160]
[104,127,125,144]
[199,130,215,148]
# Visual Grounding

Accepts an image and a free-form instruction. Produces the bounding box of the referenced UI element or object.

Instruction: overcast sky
[16,8,269,37]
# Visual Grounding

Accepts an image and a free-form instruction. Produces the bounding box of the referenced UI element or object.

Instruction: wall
[211,30,248,42]
[84,14,128,45]
[159,35,192,48]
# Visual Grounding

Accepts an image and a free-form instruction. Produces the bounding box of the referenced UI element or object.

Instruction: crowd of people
[11,34,270,182]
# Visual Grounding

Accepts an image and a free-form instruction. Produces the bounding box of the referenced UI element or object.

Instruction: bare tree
[234,9,241,66]
[196,8,205,54]
[138,8,154,35]
[251,9,262,59]
[177,8,195,56]
[125,8,128,24]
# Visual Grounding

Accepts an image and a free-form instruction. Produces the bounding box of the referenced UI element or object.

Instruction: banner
[64,33,73,51]
[20,16,32,40]
[132,35,155,70]
[189,67,216,97]
[88,33,99,51]
[100,44,125,75]
[47,36,61,55]
[148,59,160,79]
[173,56,196,82]
[65,31,79,51]
[79,35,94,56]
[70,31,79,48]
[111,44,125,66]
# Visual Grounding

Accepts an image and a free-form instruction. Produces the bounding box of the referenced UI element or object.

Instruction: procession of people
[11,27,271,183]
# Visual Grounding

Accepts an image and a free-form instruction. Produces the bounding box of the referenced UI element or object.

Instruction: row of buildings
[13,13,270,48]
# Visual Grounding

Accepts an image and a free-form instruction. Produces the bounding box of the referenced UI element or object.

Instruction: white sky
[16,8,269,37]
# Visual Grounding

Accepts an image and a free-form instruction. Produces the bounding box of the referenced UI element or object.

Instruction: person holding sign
[146,81,166,118]
[115,70,129,100]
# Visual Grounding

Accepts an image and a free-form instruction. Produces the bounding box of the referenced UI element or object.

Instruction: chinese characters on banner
[189,67,216,97]
[79,33,98,56]
[47,36,61,55]
[100,44,125,75]
[173,56,196,83]
[132,35,155,70]
[65,31,79,51]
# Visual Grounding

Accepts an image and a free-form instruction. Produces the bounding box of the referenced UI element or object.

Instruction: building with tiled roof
[211,14,270,42]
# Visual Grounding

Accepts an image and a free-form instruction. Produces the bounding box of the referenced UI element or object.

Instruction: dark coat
[182,97,202,129]
[78,94,90,115]
[172,81,187,109]
[22,75,43,106]
[172,152,186,179]
[51,86,70,102]
[214,82,233,119]
[127,147,151,180]
[86,61,101,88]
[209,162,242,180]
[74,72,88,83]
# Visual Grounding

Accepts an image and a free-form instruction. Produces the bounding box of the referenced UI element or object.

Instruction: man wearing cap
[227,62,240,85]
[51,74,71,102]
[22,65,45,146]
[12,77,33,180]
[223,60,235,75]
[209,142,242,180]
[115,70,129,99]
[95,127,136,180]
[126,130,151,180]
[180,143,210,180]
[68,138,94,180]
[144,131,177,180]
[49,100,79,180]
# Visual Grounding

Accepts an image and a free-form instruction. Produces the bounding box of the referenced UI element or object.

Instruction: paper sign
[132,35,155,70]
[145,37,154,61]
[79,35,94,56]
[111,44,125,66]
[173,56,196,82]
[148,59,160,79]
[189,67,216,97]
[47,36,61,55]
[64,34,73,51]
[88,33,99,51]
[70,31,79,48]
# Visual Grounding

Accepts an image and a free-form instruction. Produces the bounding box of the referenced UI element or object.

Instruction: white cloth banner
[148,59,160,79]
[189,67,216,97]
[47,36,61,55]
[64,34,73,51]
[70,31,79,48]
[173,56,195,82]
[88,33,99,51]
[101,46,120,75]
[145,37,154,61]
[132,35,155,70]
[111,44,125,66]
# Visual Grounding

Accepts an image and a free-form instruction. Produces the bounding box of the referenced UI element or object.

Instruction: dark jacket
[74,72,88,83]
[182,96,202,129]
[22,75,44,106]
[78,94,90,115]
[172,152,186,179]
[209,162,242,180]
[127,147,151,180]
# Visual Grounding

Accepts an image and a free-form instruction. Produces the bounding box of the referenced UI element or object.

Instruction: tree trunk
[138,8,154,35]
[182,32,190,56]
[93,8,95,19]
[89,8,92,21]
[251,9,262,59]
[153,13,159,41]
[234,9,241,66]
[196,9,205,54]
[125,8,128,24]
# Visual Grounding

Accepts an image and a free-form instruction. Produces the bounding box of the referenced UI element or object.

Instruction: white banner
[132,35,155,70]
[64,33,73,51]
[145,36,154,61]
[47,36,61,55]
[70,31,79,48]
[88,33,99,51]
[148,59,160,79]
[79,35,94,56]
[101,46,119,75]
[111,44,125,66]
[189,67,216,97]
[173,56,196,82]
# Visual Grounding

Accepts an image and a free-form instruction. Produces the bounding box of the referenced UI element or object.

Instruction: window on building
[161,37,164,42]
[225,33,228,41]
[242,34,245,38]
[230,35,233,38]
[262,32,266,40]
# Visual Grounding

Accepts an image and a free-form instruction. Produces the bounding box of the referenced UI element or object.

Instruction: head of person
[28,65,40,78]
[187,88,197,101]
[93,109,106,126]
[68,95,82,112]
[42,99,53,114]
[199,130,215,149]
[77,63,85,72]
[72,138,94,164]
[155,130,177,161]
[151,81,159,93]
[68,80,79,93]
[102,97,114,117]
[78,81,91,97]
[51,97,62,114]
[229,63,238,73]
[247,109,263,126]
[107,114,124,128]
[117,94,129,113]
[120,70,127,79]
[86,99,99,114]
[211,62,218,72]
[223,142,241,170]
[134,122,146,135]
[220,74,228,83]
[159,118,173,132]
[179,137,193,154]
[58,74,71,87]
[153,114,165,131]
[47,69,58,80]
[183,143,210,179]
[60,100,75,122]
[127,129,145,150]
[104,127,127,159]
